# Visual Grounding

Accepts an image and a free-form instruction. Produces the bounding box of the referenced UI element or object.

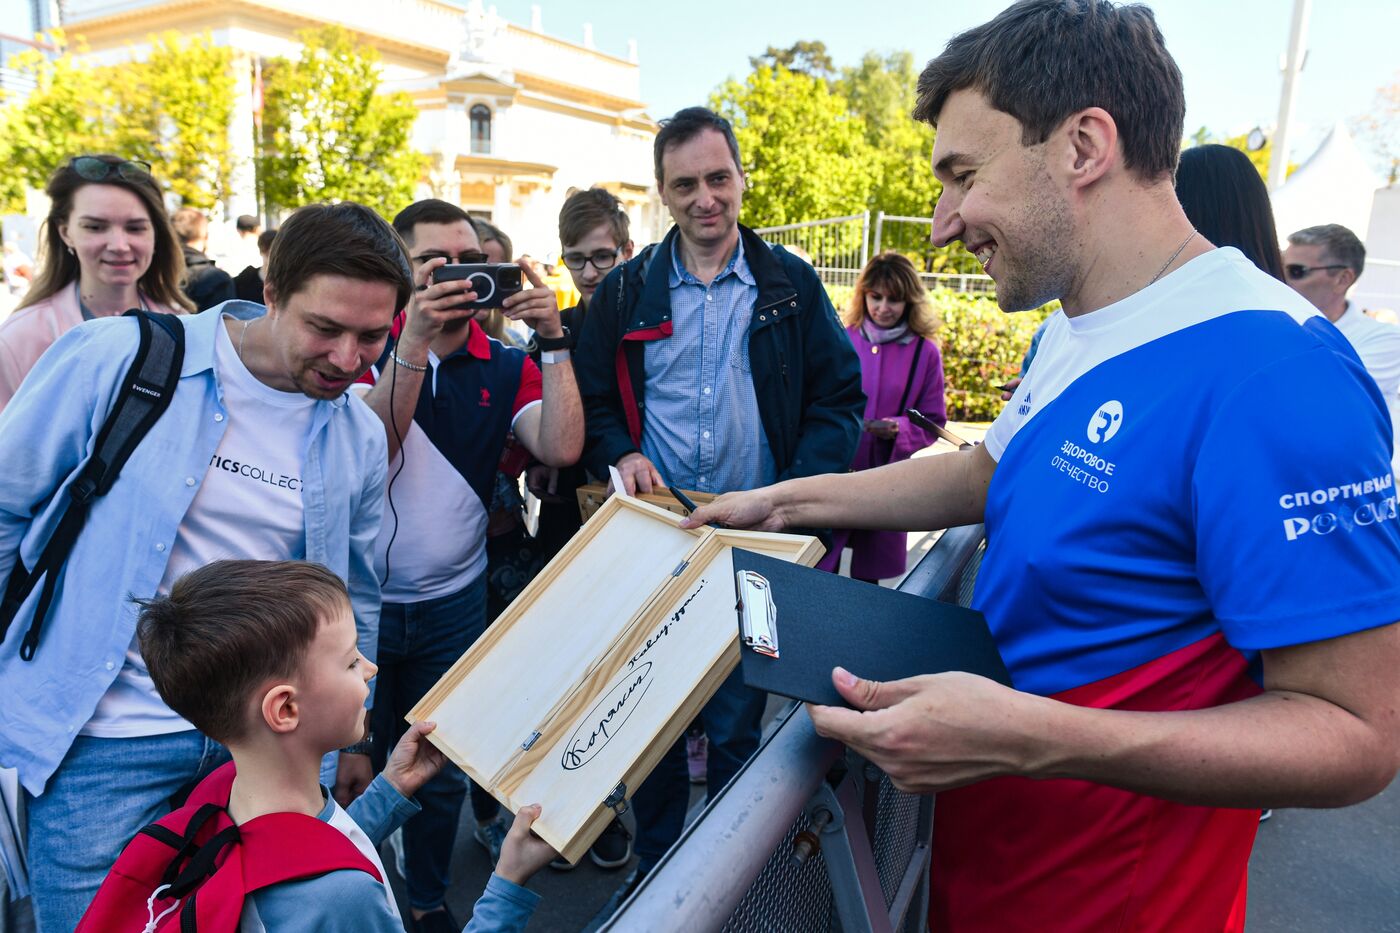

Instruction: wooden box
[575,482,717,523]
[409,493,823,863]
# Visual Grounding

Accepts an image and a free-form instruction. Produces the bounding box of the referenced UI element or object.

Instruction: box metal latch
[735,569,779,658]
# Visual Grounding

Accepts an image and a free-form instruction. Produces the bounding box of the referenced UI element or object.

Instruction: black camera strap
[0,309,185,660]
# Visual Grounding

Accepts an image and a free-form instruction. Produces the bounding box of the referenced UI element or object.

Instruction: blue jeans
[631,666,766,872]
[371,572,492,911]
[25,730,228,933]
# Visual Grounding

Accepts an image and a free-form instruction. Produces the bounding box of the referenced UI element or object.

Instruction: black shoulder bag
[0,309,185,660]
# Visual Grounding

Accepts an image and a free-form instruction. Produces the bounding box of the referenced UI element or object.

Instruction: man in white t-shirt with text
[0,202,405,933]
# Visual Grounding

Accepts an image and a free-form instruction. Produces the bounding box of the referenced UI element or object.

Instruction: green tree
[837,51,978,274]
[748,40,835,80]
[0,30,237,213]
[710,64,873,229]
[0,32,109,212]
[110,32,236,210]
[259,26,424,215]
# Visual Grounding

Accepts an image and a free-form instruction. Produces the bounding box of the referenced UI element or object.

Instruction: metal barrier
[603,524,987,933]
[872,212,996,297]
[754,213,871,291]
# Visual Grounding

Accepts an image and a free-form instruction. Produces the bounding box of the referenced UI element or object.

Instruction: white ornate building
[59,0,663,257]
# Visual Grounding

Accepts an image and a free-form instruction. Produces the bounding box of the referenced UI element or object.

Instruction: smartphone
[432,262,524,311]
[906,408,973,448]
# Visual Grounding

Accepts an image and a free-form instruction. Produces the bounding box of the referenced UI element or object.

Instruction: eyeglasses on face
[1285,263,1348,280]
[69,157,153,182]
[411,250,490,265]
[561,248,621,272]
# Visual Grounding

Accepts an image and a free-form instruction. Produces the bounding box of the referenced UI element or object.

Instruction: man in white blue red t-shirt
[685,2,1400,931]
[354,200,582,933]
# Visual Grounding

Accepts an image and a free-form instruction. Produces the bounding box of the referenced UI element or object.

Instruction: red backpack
[77,762,381,932]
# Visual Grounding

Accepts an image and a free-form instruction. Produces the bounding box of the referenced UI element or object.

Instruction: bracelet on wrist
[540,349,571,365]
[390,349,428,373]
[342,733,374,755]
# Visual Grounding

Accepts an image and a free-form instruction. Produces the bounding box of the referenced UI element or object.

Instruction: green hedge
[826,284,1055,422]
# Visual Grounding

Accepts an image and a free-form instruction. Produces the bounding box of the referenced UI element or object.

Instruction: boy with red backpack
[78,559,557,932]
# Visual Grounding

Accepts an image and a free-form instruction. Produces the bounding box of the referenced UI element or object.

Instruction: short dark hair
[256,228,277,254]
[470,217,513,261]
[559,187,630,248]
[137,560,350,743]
[1176,145,1284,281]
[653,107,743,186]
[236,214,260,234]
[392,199,474,245]
[263,203,412,312]
[913,0,1185,181]
[1287,223,1366,279]
[170,207,208,245]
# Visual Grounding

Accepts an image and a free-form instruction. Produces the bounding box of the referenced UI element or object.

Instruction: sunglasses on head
[1285,263,1348,280]
[69,157,153,183]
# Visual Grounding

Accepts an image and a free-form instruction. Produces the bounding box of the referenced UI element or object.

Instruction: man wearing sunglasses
[352,198,581,933]
[1284,223,1400,467]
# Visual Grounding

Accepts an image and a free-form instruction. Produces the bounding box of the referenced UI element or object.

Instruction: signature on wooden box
[409,492,822,864]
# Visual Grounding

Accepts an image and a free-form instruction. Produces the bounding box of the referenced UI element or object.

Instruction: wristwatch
[533,326,572,352]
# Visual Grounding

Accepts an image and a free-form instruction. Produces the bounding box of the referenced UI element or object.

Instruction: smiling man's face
[930,88,1077,313]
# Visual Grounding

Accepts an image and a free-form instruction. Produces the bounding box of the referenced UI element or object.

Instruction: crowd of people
[1,1,1398,932]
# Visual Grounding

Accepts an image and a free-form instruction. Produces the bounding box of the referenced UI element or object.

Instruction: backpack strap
[894,338,928,418]
[2,309,184,660]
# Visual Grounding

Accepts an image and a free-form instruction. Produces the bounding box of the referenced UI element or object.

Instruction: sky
[490,0,1398,172]
[4,0,1395,170]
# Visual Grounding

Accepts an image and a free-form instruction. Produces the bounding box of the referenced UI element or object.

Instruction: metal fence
[873,213,995,296]
[755,211,994,298]
[602,524,988,933]
[754,213,871,291]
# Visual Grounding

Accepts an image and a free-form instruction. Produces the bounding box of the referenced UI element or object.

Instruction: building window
[470,104,492,155]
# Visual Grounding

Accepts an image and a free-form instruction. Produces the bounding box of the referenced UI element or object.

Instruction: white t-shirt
[987,248,1319,460]
[356,351,538,603]
[82,316,316,737]
[1332,301,1400,470]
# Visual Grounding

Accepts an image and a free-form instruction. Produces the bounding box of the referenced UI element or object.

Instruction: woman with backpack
[819,251,947,583]
[0,154,191,411]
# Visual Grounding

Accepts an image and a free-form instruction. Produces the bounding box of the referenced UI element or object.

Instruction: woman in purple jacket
[819,252,947,582]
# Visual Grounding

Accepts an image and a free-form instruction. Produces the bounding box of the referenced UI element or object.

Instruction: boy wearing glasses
[1284,223,1400,469]
[351,199,582,933]
[525,189,636,559]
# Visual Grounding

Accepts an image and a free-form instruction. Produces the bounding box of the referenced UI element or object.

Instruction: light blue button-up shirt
[640,237,776,494]
[0,302,387,795]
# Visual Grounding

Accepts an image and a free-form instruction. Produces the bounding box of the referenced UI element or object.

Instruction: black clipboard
[732,549,1010,707]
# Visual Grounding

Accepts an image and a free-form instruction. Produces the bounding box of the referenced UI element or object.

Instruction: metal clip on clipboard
[735,569,779,658]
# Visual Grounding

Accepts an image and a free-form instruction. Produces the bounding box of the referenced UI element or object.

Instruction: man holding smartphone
[354,199,582,933]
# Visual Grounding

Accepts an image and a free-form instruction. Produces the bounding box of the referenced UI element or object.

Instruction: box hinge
[603,781,629,815]
[671,559,689,577]
[521,731,542,751]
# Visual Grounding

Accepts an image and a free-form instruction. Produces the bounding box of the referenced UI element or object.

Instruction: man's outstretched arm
[683,443,996,535]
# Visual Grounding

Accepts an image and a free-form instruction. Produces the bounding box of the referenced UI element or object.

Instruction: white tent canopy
[1270,121,1382,244]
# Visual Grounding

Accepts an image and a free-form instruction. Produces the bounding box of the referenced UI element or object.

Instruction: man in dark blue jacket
[573,106,863,905]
